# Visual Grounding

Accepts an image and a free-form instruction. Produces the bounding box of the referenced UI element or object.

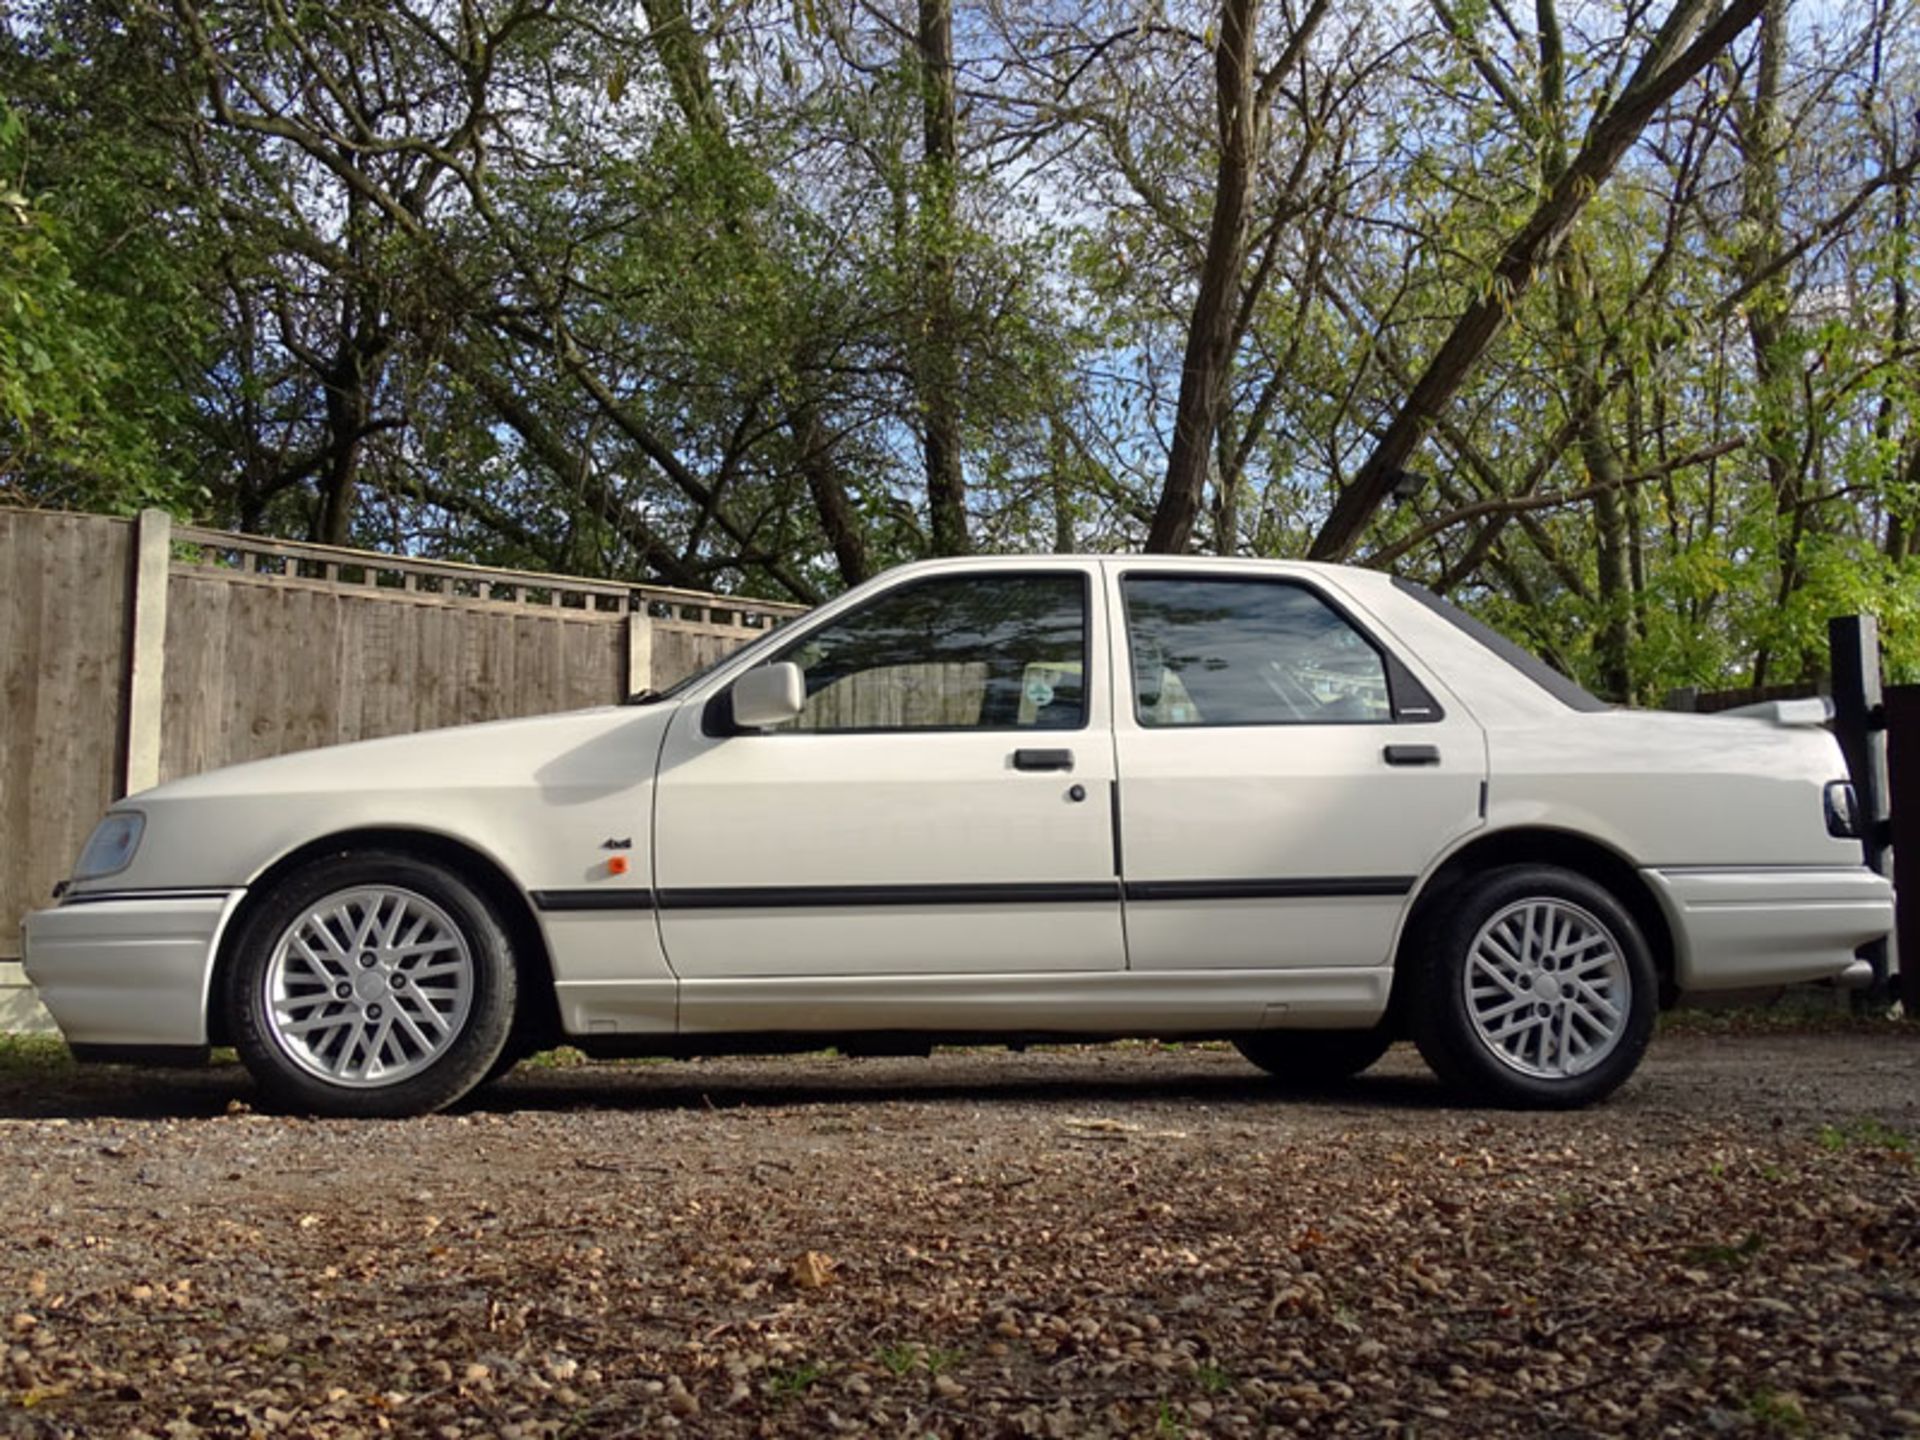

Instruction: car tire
[1410,864,1655,1109]
[226,851,518,1118]
[1234,1027,1394,1084]
[481,1043,530,1085]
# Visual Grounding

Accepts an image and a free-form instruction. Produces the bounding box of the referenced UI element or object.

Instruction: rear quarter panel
[1485,710,1859,868]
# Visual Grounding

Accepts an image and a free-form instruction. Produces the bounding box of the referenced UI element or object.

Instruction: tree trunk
[1741,0,1792,687]
[1881,117,1912,561]
[1049,420,1075,553]
[917,0,968,555]
[1213,412,1242,555]
[1307,0,1764,562]
[791,403,870,585]
[1145,0,1261,554]
[311,288,389,548]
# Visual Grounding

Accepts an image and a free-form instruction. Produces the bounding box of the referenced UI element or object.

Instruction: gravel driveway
[2,1029,1917,1438]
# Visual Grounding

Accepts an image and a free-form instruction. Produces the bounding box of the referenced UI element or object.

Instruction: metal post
[1829,615,1892,1002]
[1884,685,1920,1016]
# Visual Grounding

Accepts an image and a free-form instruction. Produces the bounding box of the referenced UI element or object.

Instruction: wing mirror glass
[731,662,805,729]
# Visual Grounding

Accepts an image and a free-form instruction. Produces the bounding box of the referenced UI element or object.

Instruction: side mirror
[731,662,805,729]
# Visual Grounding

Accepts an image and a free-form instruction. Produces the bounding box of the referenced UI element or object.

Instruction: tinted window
[772,573,1087,732]
[1123,577,1392,726]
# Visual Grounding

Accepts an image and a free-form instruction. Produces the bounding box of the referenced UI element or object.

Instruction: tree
[1307,0,1766,563]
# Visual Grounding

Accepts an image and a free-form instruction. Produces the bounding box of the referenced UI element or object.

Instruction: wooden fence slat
[0,512,131,967]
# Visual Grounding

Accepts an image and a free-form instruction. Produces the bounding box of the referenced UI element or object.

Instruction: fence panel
[1,509,803,1019]
[0,512,133,1018]
[158,569,630,781]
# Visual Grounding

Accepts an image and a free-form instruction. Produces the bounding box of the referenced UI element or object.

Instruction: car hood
[66,703,684,896]
[138,704,675,804]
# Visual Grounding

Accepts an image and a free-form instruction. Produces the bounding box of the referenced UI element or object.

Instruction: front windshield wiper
[623,689,664,706]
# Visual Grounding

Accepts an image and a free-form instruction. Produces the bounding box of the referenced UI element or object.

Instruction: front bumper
[1645,866,1893,993]
[21,890,244,1047]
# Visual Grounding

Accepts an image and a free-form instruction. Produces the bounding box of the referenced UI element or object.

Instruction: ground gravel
[1,1029,1917,1438]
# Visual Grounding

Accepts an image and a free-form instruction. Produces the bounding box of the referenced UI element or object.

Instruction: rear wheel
[1411,864,1654,1109]
[226,851,517,1117]
[1234,1027,1394,1084]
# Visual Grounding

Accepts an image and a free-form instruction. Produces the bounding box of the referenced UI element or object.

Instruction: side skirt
[558,968,1392,1041]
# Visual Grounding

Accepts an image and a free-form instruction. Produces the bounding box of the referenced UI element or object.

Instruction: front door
[653,567,1124,990]
[1109,567,1486,971]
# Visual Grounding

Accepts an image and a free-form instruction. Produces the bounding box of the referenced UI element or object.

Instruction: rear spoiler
[1715,696,1835,727]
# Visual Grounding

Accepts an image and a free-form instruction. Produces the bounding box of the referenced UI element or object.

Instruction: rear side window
[1123,576,1400,726]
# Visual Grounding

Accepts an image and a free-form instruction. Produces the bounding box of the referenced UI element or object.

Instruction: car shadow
[0,1053,1461,1122]
[467,1063,1458,1116]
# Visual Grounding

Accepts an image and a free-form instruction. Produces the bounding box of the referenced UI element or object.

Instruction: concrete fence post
[122,508,172,797]
[625,603,654,699]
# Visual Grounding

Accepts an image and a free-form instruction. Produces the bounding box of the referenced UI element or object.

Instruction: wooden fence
[0,507,803,1028]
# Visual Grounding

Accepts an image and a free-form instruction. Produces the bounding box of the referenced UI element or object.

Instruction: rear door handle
[1383,744,1441,766]
[1013,748,1075,772]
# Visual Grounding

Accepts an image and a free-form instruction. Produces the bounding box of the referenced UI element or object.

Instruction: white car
[23,556,1892,1116]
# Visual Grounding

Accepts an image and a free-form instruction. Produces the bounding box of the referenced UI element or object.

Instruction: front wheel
[225,851,518,1117]
[1410,865,1655,1109]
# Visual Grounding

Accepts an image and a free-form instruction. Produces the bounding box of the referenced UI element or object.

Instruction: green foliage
[1742,1388,1810,1436]
[0,93,203,512]
[0,0,1912,689]
[1683,1230,1768,1270]
[765,1361,825,1398]
[0,1035,72,1075]
[1816,1118,1913,1154]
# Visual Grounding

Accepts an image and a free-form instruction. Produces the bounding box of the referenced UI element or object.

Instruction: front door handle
[1013,748,1075,772]
[1383,744,1441,766]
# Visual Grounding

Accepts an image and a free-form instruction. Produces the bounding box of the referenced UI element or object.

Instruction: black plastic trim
[1383,744,1442,766]
[1123,877,1415,901]
[629,877,1418,910]
[530,889,658,912]
[1012,748,1075,772]
[59,887,236,907]
[658,882,1120,910]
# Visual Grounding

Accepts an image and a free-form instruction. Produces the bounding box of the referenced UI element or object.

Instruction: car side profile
[23,556,1893,1116]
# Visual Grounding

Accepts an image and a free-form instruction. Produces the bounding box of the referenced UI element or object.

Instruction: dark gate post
[1884,686,1920,1016]
[1829,616,1892,1001]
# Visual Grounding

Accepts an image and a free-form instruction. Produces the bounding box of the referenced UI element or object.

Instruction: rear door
[1108,566,1486,971]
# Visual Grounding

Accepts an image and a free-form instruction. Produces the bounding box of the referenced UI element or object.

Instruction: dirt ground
[1,1028,1917,1439]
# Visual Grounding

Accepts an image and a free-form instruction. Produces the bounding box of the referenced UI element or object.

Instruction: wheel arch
[1391,827,1678,1023]
[206,826,561,1049]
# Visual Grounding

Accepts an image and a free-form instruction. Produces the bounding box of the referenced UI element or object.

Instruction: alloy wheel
[262,886,476,1087]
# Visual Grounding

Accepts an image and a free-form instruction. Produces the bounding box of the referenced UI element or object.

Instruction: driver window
[772,573,1087,732]
[1123,576,1391,726]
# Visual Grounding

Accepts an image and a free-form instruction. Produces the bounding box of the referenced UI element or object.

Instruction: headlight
[73,812,145,881]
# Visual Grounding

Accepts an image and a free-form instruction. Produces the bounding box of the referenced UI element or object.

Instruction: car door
[652,565,1124,989]
[1108,565,1486,971]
